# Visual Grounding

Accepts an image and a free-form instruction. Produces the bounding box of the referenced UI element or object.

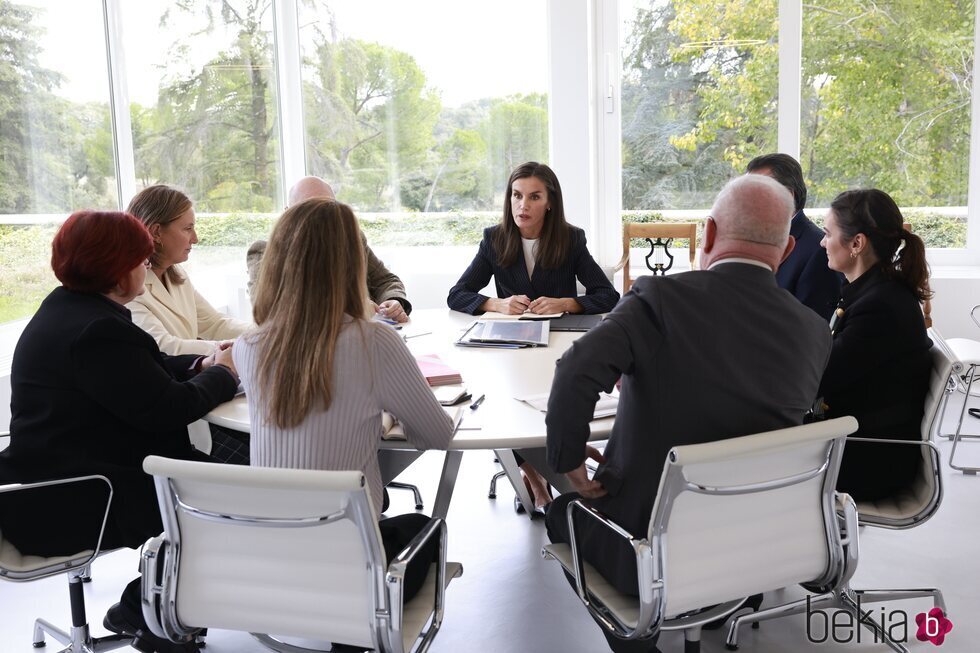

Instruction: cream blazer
[128,265,250,356]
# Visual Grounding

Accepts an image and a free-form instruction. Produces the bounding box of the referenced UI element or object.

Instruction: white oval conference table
[205,308,614,519]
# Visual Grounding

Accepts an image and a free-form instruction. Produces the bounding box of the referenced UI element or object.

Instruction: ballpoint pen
[469,394,486,410]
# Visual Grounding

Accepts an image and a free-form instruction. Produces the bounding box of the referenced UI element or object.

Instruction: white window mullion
[777,0,802,158]
[103,0,136,208]
[593,0,623,268]
[273,0,307,207]
[965,0,980,259]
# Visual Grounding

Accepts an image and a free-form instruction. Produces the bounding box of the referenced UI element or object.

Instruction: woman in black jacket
[0,210,238,653]
[447,161,619,316]
[819,189,932,501]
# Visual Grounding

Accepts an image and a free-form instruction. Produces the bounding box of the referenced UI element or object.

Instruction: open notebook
[381,405,465,440]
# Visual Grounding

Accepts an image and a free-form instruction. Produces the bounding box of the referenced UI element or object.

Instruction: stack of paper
[415,354,463,386]
[456,320,550,348]
[516,391,618,420]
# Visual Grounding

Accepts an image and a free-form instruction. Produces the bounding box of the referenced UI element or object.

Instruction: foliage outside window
[621,0,973,249]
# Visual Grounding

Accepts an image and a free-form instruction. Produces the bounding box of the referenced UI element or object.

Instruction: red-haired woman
[0,210,237,653]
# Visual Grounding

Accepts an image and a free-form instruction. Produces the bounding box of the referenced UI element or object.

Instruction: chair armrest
[0,475,112,578]
[971,305,980,331]
[835,492,860,587]
[386,517,448,653]
[140,536,167,639]
[846,437,942,472]
[566,500,662,639]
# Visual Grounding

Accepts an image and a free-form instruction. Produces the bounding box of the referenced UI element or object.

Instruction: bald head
[288,176,335,206]
[701,174,796,271]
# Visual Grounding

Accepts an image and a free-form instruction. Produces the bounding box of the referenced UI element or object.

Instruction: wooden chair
[613,223,698,294]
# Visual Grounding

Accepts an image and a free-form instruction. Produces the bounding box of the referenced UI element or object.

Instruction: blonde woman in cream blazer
[129,266,249,355]
[125,185,249,356]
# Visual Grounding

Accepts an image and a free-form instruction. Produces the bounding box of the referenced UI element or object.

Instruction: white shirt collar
[707,257,773,272]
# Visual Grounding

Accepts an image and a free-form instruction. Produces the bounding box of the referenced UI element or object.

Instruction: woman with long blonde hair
[233,198,453,601]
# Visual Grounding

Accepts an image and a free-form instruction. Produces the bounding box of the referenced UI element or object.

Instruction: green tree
[145,0,281,211]
[305,36,440,211]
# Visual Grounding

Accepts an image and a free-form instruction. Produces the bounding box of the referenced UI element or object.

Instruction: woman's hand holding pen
[488,295,530,314]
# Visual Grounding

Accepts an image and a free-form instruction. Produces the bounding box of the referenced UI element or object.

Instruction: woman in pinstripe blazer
[447,163,619,510]
[447,162,620,316]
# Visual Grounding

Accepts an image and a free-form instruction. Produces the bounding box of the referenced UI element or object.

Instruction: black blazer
[819,266,932,501]
[0,287,237,556]
[446,226,620,314]
[546,262,832,594]
[776,211,844,321]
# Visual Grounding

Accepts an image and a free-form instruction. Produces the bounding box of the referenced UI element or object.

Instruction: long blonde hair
[252,198,369,428]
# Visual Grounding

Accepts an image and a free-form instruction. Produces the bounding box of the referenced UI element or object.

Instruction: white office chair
[139,456,462,653]
[542,416,859,653]
[937,312,980,473]
[727,332,952,653]
[0,474,129,653]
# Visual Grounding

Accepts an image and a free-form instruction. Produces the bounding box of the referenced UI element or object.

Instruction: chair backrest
[620,222,698,293]
[647,416,857,617]
[0,475,112,581]
[856,329,952,528]
[143,456,386,649]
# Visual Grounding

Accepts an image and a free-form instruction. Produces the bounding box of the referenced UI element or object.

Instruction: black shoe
[969,407,980,419]
[103,602,201,653]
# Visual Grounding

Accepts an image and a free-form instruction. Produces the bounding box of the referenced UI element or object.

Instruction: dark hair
[493,161,571,269]
[830,189,932,302]
[126,184,192,285]
[52,211,154,293]
[746,153,807,213]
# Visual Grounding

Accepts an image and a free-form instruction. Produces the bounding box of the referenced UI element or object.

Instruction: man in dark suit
[747,153,843,321]
[544,174,832,653]
[246,176,412,321]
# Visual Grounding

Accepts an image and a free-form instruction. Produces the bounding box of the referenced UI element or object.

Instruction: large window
[619,0,976,251]
[801,0,974,247]
[120,0,284,305]
[0,0,117,323]
[620,0,778,211]
[298,0,549,243]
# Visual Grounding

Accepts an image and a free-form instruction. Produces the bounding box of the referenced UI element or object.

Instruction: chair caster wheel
[725,645,738,651]
[32,643,45,649]
[414,503,424,510]
[488,492,497,499]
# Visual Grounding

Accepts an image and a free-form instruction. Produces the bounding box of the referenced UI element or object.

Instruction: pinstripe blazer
[446,226,620,314]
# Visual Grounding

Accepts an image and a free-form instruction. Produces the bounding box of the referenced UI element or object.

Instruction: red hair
[51,211,154,293]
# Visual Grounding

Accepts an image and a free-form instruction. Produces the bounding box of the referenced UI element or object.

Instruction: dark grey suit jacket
[246,234,411,313]
[545,261,831,593]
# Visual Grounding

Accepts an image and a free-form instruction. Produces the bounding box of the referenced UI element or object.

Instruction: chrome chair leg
[32,570,130,653]
[386,482,424,510]
[840,592,908,653]
[725,593,835,650]
[950,366,980,474]
[852,588,946,613]
[487,470,506,498]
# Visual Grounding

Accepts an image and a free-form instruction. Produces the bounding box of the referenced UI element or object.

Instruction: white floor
[3,396,980,653]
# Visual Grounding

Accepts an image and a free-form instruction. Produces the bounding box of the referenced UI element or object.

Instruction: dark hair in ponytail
[830,189,932,303]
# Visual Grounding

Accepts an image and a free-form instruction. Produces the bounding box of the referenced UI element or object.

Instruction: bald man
[246,176,412,321]
[543,175,831,653]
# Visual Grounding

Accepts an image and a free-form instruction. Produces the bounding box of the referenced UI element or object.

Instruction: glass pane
[0,0,116,324]
[620,0,778,212]
[298,0,549,245]
[122,0,284,308]
[802,0,973,247]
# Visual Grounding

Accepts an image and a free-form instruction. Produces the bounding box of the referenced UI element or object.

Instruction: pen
[470,394,486,410]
